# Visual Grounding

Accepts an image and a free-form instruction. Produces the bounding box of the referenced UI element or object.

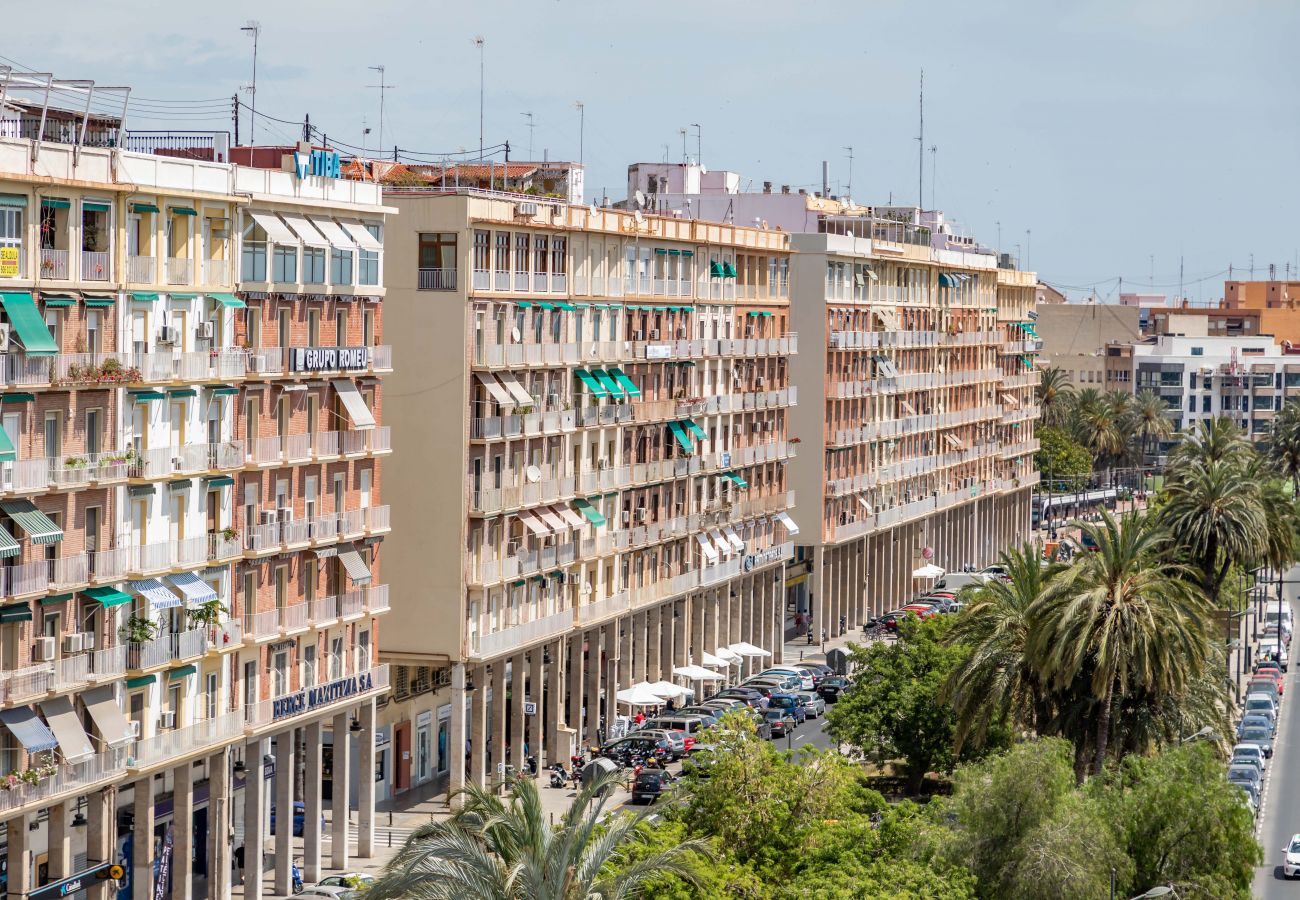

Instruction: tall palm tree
[1270,399,1300,497]
[1131,389,1173,465]
[943,544,1065,750]
[1031,510,1214,775]
[368,774,705,900]
[1168,415,1253,471]
[1077,392,1126,468]
[1037,366,1074,428]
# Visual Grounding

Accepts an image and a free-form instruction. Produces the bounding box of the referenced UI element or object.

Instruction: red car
[900,603,940,619]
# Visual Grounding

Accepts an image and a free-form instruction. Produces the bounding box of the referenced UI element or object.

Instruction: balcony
[130,711,243,769]
[39,248,69,280]
[0,747,128,817]
[0,554,94,600]
[128,441,244,480]
[311,427,391,460]
[367,583,390,613]
[81,250,110,281]
[165,257,193,285]
[202,258,230,285]
[474,609,573,659]
[242,664,389,731]
[127,255,155,283]
[0,453,130,494]
[243,506,389,555]
[418,268,456,290]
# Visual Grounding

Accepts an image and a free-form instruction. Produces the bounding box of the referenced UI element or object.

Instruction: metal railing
[81,250,110,281]
[0,747,128,816]
[165,257,193,284]
[128,442,244,479]
[39,248,69,280]
[127,255,155,283]
[417,268,456,290]
[130,712,242,769]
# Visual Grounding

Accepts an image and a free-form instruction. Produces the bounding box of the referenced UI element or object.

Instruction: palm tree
[1131,389,1173,465]
[368,774,705,900]
[1037,367,1074,428]
[943,543,1065,750]
[1167,415,1253,471]
[1076,392,1126,468]
[1031,510,1214,775]
[1270,399,1300,497]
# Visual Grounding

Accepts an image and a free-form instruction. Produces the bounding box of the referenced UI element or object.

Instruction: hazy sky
[8,0,1297,297]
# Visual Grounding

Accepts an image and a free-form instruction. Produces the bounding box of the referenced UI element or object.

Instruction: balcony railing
[126,534,210,576]
[165,257,193,285]
[171,627,207,660]
[127,636,172,670]
[81,250,110,281]
[127,255,155,283]
[202,258,230,285]
[130,712,243,769]
[418,268,457,290]
[0,453,130,494]
[39,249,69,280]
[242,507,389,554]
[243,608,280,642]
[0,747,128,816]
[128,442,244,479]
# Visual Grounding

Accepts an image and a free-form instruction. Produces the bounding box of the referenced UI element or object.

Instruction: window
[494,232,510,288]
[472,230,490,272]
[243,571,256,620]
[514,233,530,290]
[205,672,218,720]
[308,308,320,345]
[272,245,296,283]
[551,236,567,283]
[330,247,353,285]
[303,247,326,284]
[335,310,347,346]
[362,308,375,347]
[358,223,381,285]
[533,235,548,289]
[303,643,316,687]
[1190,347,1204,356]
[330,636,344,679]
[243,660,257,707]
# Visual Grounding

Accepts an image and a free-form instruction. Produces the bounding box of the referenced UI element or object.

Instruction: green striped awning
[204,475,234,488]
[515,301,532,308]
[167,388,197,398]
[709,261,724,278]
[0,424,13,463]
[723,472,750,489]
[131,292,159,303]
[535,301,555,311]
[574,369,607,398]
[722,262,737,278]
[169,207,197,216]
[40,198,70,210]
[82,201,111,213]
[667,249,680,256]
[0,195,28,208]
[554,302,577,311]
[668,421,694,454]
[168,478,193,492]
[209,293,245,309]
[83,295,115,308]
[130,202,160,214]
[0,500,62,544]
[125,675,156,689]
[683,419,708,441]
[0,603,31,623]
[208,386,240,397]
[128,484,156,497]
[608,367,641,397]
[590,369,623,398]
[573,498,607,527]
[168,292,197,300]
[130,390,166,402]
[41,294,76,308]
[654,248,668,255]
[0,292,58,356]
[0,525,18,558]
[82,586,131,608]
[40,593,73,606]
[168,665,197,680]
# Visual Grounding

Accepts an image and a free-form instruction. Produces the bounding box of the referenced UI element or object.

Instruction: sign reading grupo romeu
[273,671,376,720]
[289,346,370,372]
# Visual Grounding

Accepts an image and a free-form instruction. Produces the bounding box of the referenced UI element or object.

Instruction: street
[1252,569,1299,898]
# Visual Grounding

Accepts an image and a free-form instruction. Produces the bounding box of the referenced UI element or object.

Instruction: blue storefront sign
[273,671,376,721]
[293,148,341,180]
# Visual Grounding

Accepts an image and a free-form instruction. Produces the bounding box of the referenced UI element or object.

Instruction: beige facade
[787,231,1039,631]
[1035,302,1141,392]
[380,193,796,795]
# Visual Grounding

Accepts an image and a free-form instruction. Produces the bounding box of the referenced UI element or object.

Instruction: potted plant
[119,616,158,645]
[220,526,238,542]
[189,598,228,638]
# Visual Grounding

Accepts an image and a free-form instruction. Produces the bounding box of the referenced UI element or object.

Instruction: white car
[316,875,376,889]
[1230,742,1267,773]
[1284,834,1300,878]
[298,889,358,900]
[1257,644,1289,671]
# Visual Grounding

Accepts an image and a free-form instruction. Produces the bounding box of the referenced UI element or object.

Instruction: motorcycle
[548,764,569,788]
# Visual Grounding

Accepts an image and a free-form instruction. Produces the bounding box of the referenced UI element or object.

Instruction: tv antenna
[843,145,853,200]
[915,68,924,208]
[521,112,535,160]
[366,66,397,157]
[929,145,937,210]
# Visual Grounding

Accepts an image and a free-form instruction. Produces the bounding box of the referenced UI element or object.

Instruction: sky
[7,0,1298,298]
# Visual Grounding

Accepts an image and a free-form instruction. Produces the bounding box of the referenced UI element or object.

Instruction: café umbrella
[616,682,667,707]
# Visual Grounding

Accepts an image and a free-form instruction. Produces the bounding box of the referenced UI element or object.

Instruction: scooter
[291,858,304,894]
[548,764,569,788]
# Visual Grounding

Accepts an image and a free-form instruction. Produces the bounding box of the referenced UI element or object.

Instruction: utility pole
[1179,256,1185,304]
[475,37,485,161]
[680,128,688,164]
[367,66,396,157]
[916,68,924,208]
[302,113,310,143]
[1025,229,1031,271]
[240,21,261,143]
[522,112,535,160]
[995,220,1001,252]
[231,94,240,146]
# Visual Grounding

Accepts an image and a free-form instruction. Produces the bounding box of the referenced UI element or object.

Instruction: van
[643,716,710,739]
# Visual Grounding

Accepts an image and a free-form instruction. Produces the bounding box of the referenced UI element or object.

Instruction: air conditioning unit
[566,573,582,585]
[32,637,56,661]
[0,324,10,352]
[158,711,176,729]
[515,202,539,218]
[260,509,279,525]
[247,355,265,373]
[635,507,647,521]
[621,510,631,525]
[198,321,214,339]
[62,633,84,654]
[157,326,177,344]
[81,631,96,650]
[126,720,141,739]
[597,458,610,470]
[650,329,659,340]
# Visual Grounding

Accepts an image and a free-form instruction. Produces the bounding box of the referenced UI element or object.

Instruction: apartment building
[0,87,389,900]
[786,219,1039,634]
[380,192,797,797]
[1034,302,1141,390]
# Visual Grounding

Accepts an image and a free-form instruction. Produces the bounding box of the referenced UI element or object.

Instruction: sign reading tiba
[273,671,376,720]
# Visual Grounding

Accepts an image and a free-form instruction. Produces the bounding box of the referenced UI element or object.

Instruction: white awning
[856,495,873,513]
[1001,392,1020,408]
[695,532,718,562]
[647,680,692,700]
[129,578,181,610]
[338,546,373,586]
[899,399,916,416]
[309,216,357,249]
[534,507,568,533]
[249,211,297,246]
[722,525,745,553]
[700,651,731,668]
[728,641,772,658]
[710,529,732,558]
[517,510,551,537]
[496,374,535,406]
[714,646,744,665]
[339,219,383,251]
[166,571,218,605]
[475,372,515,408]
[553,505,587,530]
[772,511,800,536]
[331,379,376,430]
[673,665,725,682]
[616,682,666,707]
[280,212,329,247]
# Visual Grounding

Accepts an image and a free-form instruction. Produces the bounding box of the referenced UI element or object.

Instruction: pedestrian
[234,844,245,886]
[634,710,645,726]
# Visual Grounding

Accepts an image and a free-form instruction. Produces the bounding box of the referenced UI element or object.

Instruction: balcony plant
[219,526,239,542]
[119,616,158,644]
[62,456,86,469]
[189,598,228,630]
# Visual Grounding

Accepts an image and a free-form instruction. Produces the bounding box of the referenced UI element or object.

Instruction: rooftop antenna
[916,67,924,208]
[361,117,371,156]
[474,37,485,161]
[691,123,701,167]
[575,101,585,167]
[367,66,396,156]
[680,127,688,164]
[521,112,535,160]
[240,21,261,143]
[843,145,853,200]
[929,145,937,210]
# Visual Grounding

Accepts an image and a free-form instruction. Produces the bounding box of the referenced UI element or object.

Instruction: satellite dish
[511,326,522,343]
[634,210,644,225]
[525,465,542,483]
[589,204,599,216]
[633,189,646,209]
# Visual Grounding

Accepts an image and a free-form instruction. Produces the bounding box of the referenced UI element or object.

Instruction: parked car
[1233,781,1259,816]
[1239,725,1274,758]
[715,687,769,708]
[1283,834,1300,878]
[767,693,807,725]
[674,706,721,725]
[681,745,717,778]
[744,672,803,693]
[803,662,834,684]
[1230,743,1267,774]
[1246,676,1282,703]
[763,709,797,738]
[315,875,376,890]
[630,769,675,804]
[748,712,774,740]
[269,800,323,837]
[700,698,750,715]
[758,666,817,691]
[817,677,852,702]
[1238,713,1276,739]
[1244,692,1279,721]
[1256,645,1289,672]
[1227,763,1262,789]
[899,604,940,619]
[636,728,688,759]
[796,691,826,719]
[300,888,359,899]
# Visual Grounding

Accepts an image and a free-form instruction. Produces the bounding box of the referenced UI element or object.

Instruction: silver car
[635,728,687,759]
[796,691,826,719]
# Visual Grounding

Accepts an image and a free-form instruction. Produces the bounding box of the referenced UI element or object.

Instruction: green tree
[1270,398,1300,497]
[1131,388,1173,464]
[1034,426,1091,492]
[368,774,705,900]
[1032,510,1214,775]
[826,617,977,792]
[1097,743,1261,899]
[1037,367,1074,428]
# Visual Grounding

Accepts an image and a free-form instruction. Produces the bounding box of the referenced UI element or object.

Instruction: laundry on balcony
[0,291,57,356]
[1,499,62,543]
[129,578,182,610]
[38,696,94,763]
[166,571,218,605]
[0,706,58,753]
[330,379,376,429]
[82,684,135,747]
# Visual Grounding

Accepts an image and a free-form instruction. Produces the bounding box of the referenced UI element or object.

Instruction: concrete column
[46,801,70,882]
[490,662,507,783]
[449,663,468,799]
[728,590,743,673]
[7,814,30,900]
[605,624,620,734]
[330,711,351,870]
[566,635,583,738]
[274,729,295,895]
[510,653,526,776]
[470,664,487,788]
[691,596,705,666]
[527,649,543,766]
[646,608,661,681]
[303,721,323,882]
[706,592,719,660]
[544,642,562,766]
[173,762,194,900]
[86,787,116,900]
[244,738,268,900]
[358,698,376,858]
[133,777,155,900]
[584,629,602,747]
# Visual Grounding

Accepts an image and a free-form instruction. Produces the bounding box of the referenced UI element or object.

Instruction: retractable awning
[166,571,218,605]
[249,211,297,246]
[280,212,329,247]
[667,421,693,454]
[0,524,18,558]
[82,586,131,608]
[0,427,14,463]
[82,685,135,747]
[339,220,382,251]
[308,216,356,249]
[0,499,62,543]
[130,578,182,610]
[0,707,57,753]
[475,372,515,408]
[330,379,376,429]
[337,546,373,585]
[39,696,93,763]
[209,293,245,309]
[590,369,623,397]
[534,507,568,533]
[695,532,719,563]
[710,529,732,558]
[496,374,535,406]
[772,511,800,536]
[608,367,641,397]
[553,505,587,530]
[683,420,708,441]
[517,510,551,537]
[574,369,608,398]
[723,525,746,553]
[0,292,57,356]
[573,498,606,527]
[722,472,749,489]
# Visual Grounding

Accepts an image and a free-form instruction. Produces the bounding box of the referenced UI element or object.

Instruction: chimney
[822,160,829,197]
[762,181,772,194]
[798,188,807,196]
[781,184,790,194]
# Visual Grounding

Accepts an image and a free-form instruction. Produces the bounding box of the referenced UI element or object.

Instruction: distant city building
[1035,303,1142,390]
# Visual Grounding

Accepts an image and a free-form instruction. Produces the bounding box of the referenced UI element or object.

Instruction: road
[1252,569,1299,898]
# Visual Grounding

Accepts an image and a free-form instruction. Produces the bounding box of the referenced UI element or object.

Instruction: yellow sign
[0,247,17,278]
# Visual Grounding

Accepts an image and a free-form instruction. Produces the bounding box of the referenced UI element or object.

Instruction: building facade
[380,192,797,797]
[0,107,389,900]
[1034,302,1141,390]
[786,225,1039,635]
